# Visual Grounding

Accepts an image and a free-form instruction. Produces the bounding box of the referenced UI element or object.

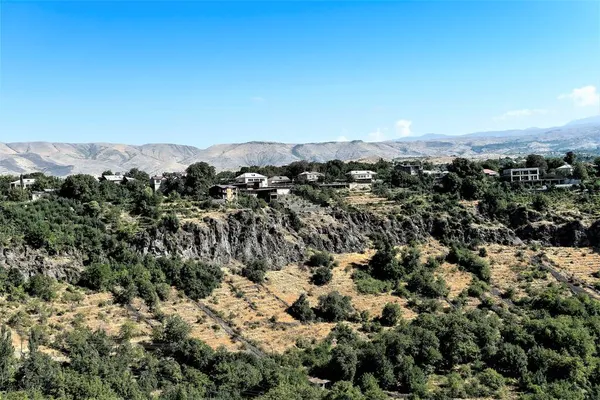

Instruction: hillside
[1,153,600,398]
[2,121,600,176]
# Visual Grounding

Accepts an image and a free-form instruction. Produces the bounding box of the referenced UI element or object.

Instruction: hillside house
[556,164,574,176]
[397,164,422,176]
[483,169,499,177]
[150,175,166,192]
[99,174,127,184]
[209,185,238,201]
[235,173,268,188]
[10,177,36,189]
[347,170,377,183]
[268,176,292,186]
[31,189,55,201]
[296,171,324,183]
[502,168,540,182]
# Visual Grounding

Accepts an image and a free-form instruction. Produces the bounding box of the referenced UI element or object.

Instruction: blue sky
[1,1,599,147]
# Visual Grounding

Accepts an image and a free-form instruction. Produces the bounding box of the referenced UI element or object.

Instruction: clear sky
[1,1,599,147]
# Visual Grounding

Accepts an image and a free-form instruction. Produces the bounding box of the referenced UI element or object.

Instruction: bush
[311,267,332,286]
[241,260,268,284]
[25,275,57,301]
[380,303,402,326]
[447,245,491,282]
[307,251,333,267]
[316,291,354,322]
[287,293,315,323]
[467,279,489,298]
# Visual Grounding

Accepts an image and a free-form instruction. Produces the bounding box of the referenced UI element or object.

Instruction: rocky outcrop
[514,220,594,247]
[0,246,83,281]
[135,208,520,268]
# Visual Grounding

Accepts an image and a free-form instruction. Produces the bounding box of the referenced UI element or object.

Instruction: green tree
[329,345,358,382]
[573,163,588,180]
[312,267,333,286]
[316,292,354,322]
[287,294,315,323]
[526,154,548,171]
[242,260,268,284]
[380,303,402,326]
[0,325,14,390]
[25,275,57,301]
[564,151,577,165]
[60,174,100,202]
[324,381,365,400]
[184,162,216,199]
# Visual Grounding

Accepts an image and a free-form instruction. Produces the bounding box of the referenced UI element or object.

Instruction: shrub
[447,245,491,282]
[380,303,402,326]
[316,291,354,322]
[287,293,315,323]
[25,275,57,301]
[241,260,268,284]
[467,279,489,298]
[311,267,332,286]
[308,251,333,267]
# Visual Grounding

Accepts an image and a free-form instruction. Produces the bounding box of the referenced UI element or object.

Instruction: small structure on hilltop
[296,171,324,183]
[31,189,56,201]
[502,167,540,182]
[268,176,292,186]
[209,184,238,201]
[308,377,332,390]
[150,175,166,192]
[483,168,499,177]
[235,172,268,188]
[10,176,36,189]
[346,170,377,183]
[556,164,574,176]
[396,164,423,176]
[99,174,136,184]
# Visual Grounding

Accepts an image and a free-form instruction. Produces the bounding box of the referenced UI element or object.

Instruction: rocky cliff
[134,207,521,268]
[2,207,598,279]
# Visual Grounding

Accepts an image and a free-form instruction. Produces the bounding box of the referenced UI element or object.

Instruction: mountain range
[1,118,599,176]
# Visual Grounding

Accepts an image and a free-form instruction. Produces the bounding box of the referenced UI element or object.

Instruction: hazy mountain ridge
[1,121,599,176]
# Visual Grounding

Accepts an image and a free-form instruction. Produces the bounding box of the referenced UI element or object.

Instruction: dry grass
[544,247,600,288]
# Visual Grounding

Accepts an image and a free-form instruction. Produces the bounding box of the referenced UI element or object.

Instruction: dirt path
[194,300,265,357]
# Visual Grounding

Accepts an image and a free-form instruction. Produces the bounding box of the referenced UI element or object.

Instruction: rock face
[514,220,596,247]
[0,246,83,281]
[135,208,520,268]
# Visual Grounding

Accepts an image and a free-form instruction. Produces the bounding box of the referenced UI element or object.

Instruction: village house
[483,169,499,177]
[235,172,268,188]
[150,175,166,192]
[296,171,324,183]
[31,189,56,201]
[396,164,423,176]
[98,174,135,184]
[346,170,377,183]
[556,164,574,176]
[209,185,238,201]
[10,177,37,189]
[502,167,540,182]
[267,176,292,186]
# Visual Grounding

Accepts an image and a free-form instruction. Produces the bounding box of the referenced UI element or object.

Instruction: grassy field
[2,240,598,361]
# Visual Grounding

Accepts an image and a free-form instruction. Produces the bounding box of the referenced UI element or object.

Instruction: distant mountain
[565,115,600,126]
[1,122,600,176]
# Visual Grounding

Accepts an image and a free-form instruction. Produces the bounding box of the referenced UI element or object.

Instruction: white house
[502,168,540,182]
[347,170,377,183]
[296,171,324,183]
[483,169,499,177]
[556,164,574,176]
[268,176,292,186]
[10,177,36,189]
[235,172,268,187]
[150,175,166,192]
